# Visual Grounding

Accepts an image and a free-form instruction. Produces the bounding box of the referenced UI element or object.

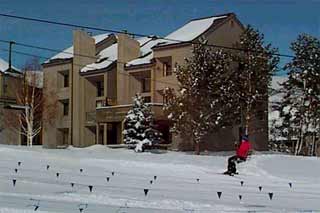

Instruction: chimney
[116,33,140,105]
[73,30,96,69]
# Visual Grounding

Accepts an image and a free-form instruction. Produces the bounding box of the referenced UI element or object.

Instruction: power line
[0,12,294,58]
[0,47,181,88]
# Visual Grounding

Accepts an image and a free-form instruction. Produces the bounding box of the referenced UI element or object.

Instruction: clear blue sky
[0,0,319,74]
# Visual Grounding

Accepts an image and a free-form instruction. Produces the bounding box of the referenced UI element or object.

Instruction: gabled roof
[126,13,234,68]
[45,33,111,63]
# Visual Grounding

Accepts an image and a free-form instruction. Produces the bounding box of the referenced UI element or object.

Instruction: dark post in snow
[106,177,110,182]
[18,162,21,166]
[80,169,83,173]
[154,176,157,180]
[88,185,93,192]
[14,168,18,173]
[217,192,222,199]
[150,180,153,184]
[196,178,200,183]
[289,182,292,188]
[268,192,273,200]
[71,183,74,188]
[239,195,242,200]
[144,189,149,196]
[46,165,50,170]
[56,173,60,178]
[240,181,244,186]
[259,186,262,192]
[111,171,115,176]
[12,179,16,187]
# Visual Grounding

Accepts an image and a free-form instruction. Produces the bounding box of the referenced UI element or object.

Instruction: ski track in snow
[0,145,319,212]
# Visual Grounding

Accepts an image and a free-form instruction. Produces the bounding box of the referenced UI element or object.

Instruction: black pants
[227,155,246,174]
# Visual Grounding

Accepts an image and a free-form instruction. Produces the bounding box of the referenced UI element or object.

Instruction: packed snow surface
[0,145,319,212]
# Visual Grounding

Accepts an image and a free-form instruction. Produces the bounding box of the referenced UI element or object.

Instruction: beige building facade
[42,13,269,151]
[0,58,22,145]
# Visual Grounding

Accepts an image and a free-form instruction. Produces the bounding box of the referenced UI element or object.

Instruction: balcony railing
[96,98,117,108]
[86,111,96,123]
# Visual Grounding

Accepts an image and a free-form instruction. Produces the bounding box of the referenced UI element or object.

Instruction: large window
[142,78,151,93]
[58,70,69,88]
[158,57,172,76]
[97,81,104,97]
[63,73,69,88]
[163,62,172,76]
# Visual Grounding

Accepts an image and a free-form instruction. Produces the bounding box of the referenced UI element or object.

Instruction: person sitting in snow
[224,135,251,176]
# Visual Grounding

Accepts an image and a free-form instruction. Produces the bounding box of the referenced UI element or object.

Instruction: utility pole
[8,41,15,73]
[1,41,15,103]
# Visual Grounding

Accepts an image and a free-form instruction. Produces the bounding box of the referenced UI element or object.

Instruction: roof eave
[80,61,116,76]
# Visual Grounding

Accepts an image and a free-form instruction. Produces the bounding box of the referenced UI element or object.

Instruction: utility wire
[0,13,294,58]
[0,47,181,88]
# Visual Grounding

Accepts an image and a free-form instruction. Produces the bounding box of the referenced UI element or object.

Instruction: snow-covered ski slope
[0,145,319,212]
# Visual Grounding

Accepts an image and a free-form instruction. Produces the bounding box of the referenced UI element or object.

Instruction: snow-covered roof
[126,38,167,67]
[165,16,227,42]
[0,57,20,76]
[126,14,229,68]
[46,33,111,62]
[81,36,154,72]
[81,43,118,73]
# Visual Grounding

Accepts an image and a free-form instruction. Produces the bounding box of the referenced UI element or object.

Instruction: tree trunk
[194,142,200,155]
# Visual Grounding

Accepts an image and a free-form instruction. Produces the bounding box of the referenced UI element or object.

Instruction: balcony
[96,98,117,108]
[96,103,165,123]
[86,111,96,124]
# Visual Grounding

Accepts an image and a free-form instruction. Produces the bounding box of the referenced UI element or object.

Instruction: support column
[96,123,99,145]
[103,123,107,145]
[120,120,125,144]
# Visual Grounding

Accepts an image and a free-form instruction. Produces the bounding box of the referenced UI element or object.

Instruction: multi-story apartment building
[42,13,269,151]
[0,57,22,145]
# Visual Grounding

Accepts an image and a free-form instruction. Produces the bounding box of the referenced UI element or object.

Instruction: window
[143,96,151,103]
[163,62,172,76]
[158,57,172,76]
[63,74,69,87]
[58,70,69,88]
[97,81,104,97]
[63,101,69,116]
[142,78,151,93]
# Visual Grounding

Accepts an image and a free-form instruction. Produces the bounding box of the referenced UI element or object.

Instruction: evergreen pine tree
[164,42,237,154]
[280,34,320,155]
[233,25,279,136]
[123,94,162,152]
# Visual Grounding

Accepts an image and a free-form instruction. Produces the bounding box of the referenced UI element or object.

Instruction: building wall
[152,16,268,151]
[0,73,23,146]
[72,30,96,147]
[116,34,140,105]
[43,62,72,148]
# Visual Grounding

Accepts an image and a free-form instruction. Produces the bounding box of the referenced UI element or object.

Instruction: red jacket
[236,140,251,159]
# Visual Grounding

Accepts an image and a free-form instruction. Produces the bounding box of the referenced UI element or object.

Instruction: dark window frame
[96,81,104,97]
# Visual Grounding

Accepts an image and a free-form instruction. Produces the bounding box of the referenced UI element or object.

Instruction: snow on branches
[278,34,320,155]
[123,94,162,152]
[164,41,238,154]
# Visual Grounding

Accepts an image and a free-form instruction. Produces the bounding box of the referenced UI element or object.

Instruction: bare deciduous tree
[5,58,57,146]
